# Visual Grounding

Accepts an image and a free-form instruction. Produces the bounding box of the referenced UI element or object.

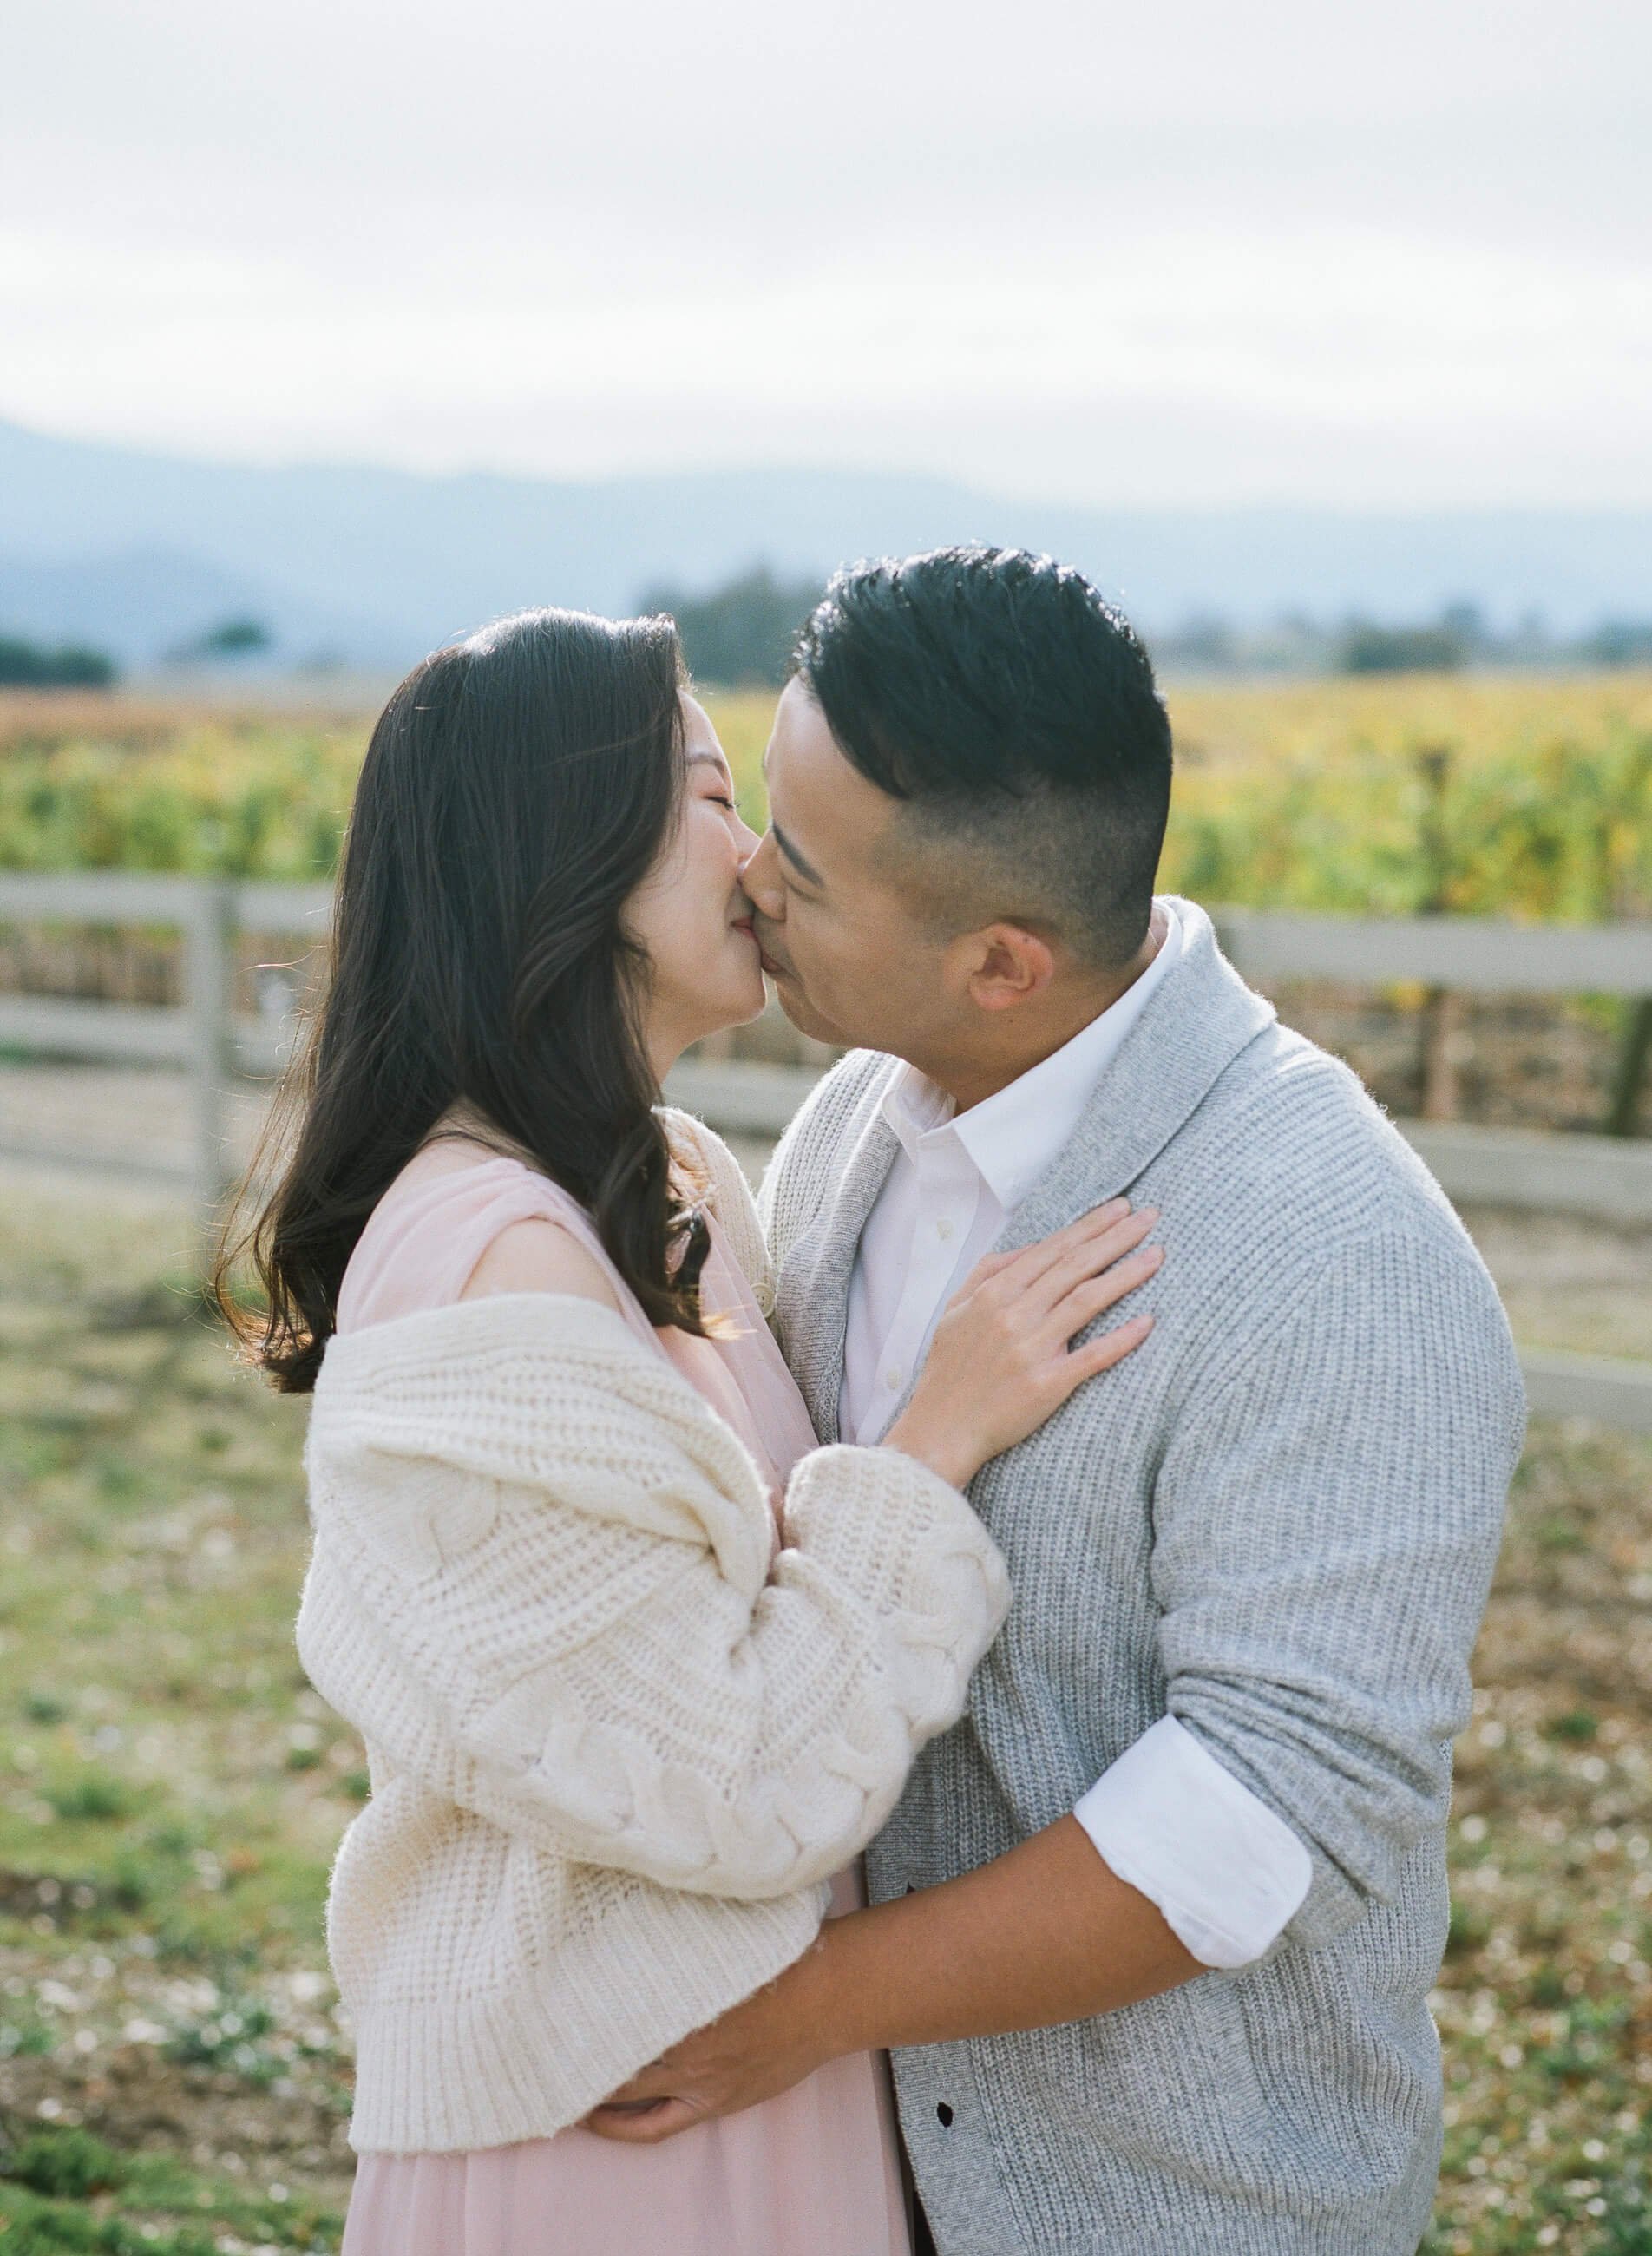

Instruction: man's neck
[916,908,1166,1117]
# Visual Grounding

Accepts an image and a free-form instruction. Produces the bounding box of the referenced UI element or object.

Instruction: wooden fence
[2,871,1649,1427]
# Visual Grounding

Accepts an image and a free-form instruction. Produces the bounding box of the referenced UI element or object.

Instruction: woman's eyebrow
[686,751,734,785]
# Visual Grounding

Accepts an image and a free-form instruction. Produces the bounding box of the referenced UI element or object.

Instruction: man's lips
[735,911,789,977]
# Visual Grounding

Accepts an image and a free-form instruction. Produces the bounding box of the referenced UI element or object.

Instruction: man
[592,546,1524,2253]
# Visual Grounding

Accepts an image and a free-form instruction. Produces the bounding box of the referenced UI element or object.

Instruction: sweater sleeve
[1147,1228,1524,1951]
[298,1308,1010,1901]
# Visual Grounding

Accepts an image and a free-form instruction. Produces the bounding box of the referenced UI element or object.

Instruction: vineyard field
[1,674,1649,926]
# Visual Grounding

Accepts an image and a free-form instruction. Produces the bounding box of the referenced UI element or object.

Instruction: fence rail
[3,872,1649,1426]
[1210,907,1652,995]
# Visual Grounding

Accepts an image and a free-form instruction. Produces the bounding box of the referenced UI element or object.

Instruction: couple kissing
[220,545,1524,2255]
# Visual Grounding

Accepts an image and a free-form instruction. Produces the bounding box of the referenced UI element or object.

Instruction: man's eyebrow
[772,820,824,889]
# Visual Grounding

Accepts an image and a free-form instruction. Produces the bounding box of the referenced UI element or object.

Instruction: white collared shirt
[841,901,1313,1968]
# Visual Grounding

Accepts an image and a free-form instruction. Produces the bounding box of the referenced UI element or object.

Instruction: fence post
[185,877,237,1226]
[1606,996,1652,1138]
[1416,747,1464,1120]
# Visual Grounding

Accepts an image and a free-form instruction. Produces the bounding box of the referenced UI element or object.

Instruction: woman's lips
[735,911,787,977]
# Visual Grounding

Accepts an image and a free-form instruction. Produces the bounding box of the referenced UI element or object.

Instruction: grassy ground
[0,1181,351,2251]
[0,1172,1647,2253]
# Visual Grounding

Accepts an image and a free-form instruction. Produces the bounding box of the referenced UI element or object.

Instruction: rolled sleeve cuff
[1072,1715,1314,1970]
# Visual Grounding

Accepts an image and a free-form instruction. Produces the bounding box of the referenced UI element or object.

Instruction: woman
[217,607,1161,2256]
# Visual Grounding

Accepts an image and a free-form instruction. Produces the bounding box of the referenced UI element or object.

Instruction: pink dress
[334,1143,914,2256]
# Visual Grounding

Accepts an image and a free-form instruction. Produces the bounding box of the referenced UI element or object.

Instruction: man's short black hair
[791,545,1173,967]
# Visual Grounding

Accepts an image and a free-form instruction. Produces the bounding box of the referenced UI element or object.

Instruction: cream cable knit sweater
[296,1133,1011,2154]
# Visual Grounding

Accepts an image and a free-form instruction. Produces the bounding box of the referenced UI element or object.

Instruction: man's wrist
[789,1912,879,2064]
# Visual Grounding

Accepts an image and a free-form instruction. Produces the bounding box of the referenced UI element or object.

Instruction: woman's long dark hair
[215,606,714,1392]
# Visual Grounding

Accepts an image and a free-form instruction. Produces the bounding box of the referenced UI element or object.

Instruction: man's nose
[740,830,785,919]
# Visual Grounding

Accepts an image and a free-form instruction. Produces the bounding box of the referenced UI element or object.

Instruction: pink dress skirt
[332,1141,914,2256]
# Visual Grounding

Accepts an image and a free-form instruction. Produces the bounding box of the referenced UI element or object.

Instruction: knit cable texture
[298,1280,1008,2152]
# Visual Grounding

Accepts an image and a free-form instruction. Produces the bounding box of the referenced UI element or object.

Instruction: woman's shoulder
[339,1145,622,1332]
[459,1210,621,1313]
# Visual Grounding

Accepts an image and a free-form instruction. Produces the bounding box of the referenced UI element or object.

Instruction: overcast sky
[3,0,1648,508]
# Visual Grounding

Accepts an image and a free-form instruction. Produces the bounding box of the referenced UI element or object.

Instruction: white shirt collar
[880,900,1183,1213]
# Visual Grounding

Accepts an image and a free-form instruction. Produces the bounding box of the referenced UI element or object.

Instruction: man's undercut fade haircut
[792,545,1173,968]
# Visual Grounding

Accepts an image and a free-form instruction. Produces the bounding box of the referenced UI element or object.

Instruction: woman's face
[624,695,765,1075]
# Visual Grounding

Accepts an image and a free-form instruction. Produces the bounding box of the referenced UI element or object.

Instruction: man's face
[740,678,957,1054]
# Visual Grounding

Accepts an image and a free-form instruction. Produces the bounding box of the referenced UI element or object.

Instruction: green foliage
[182,617,272,659]
[0,708,356,877]
[1585,620,1652,667]
[0,2014,55,2059]
[5,678,1651,928]
[162,1993,283,2083]
[641,565,823,688]
[1,2128,127,2200]
[41,1773,134,1824]
[1340,620,1470,673]
[0,640,117,690]
[0,2123,342,2252]
[1166,673,1652,925]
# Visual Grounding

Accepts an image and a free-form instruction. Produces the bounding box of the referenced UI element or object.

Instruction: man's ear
[957,923,1058,1013]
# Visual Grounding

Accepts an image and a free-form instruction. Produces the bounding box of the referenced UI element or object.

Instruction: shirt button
[935,1217,955,1242]
[884,1367,903,1392]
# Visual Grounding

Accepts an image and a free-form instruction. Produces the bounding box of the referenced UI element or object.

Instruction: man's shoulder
[800,1045,895,1110]
[1170,1015,1475,1259]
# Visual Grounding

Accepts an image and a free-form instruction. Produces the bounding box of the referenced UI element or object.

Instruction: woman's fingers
[1044,1241,1164,1341]
[899,1196,1166,1482]
[1063,1310,1157,1389]
[1025,1207,1159,1317]
[967,1197,1132,1298]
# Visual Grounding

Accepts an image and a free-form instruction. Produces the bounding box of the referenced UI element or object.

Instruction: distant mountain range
[3,415,1649,672]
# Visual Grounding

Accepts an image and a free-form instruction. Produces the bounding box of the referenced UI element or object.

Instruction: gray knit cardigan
[759,897,1525,2256]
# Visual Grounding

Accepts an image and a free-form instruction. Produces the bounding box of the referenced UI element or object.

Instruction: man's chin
[764,969,841,1046]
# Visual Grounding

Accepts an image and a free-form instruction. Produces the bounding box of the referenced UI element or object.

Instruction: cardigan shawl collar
[783,897,1275,1441]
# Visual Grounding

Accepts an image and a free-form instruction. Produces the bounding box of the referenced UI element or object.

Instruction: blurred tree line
[639,566,823,688]
[0,635,117,687]
[8,575,1652,694]
[0,615,277,690]
[1156,600,1652,677]
[643,567,1652,685]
